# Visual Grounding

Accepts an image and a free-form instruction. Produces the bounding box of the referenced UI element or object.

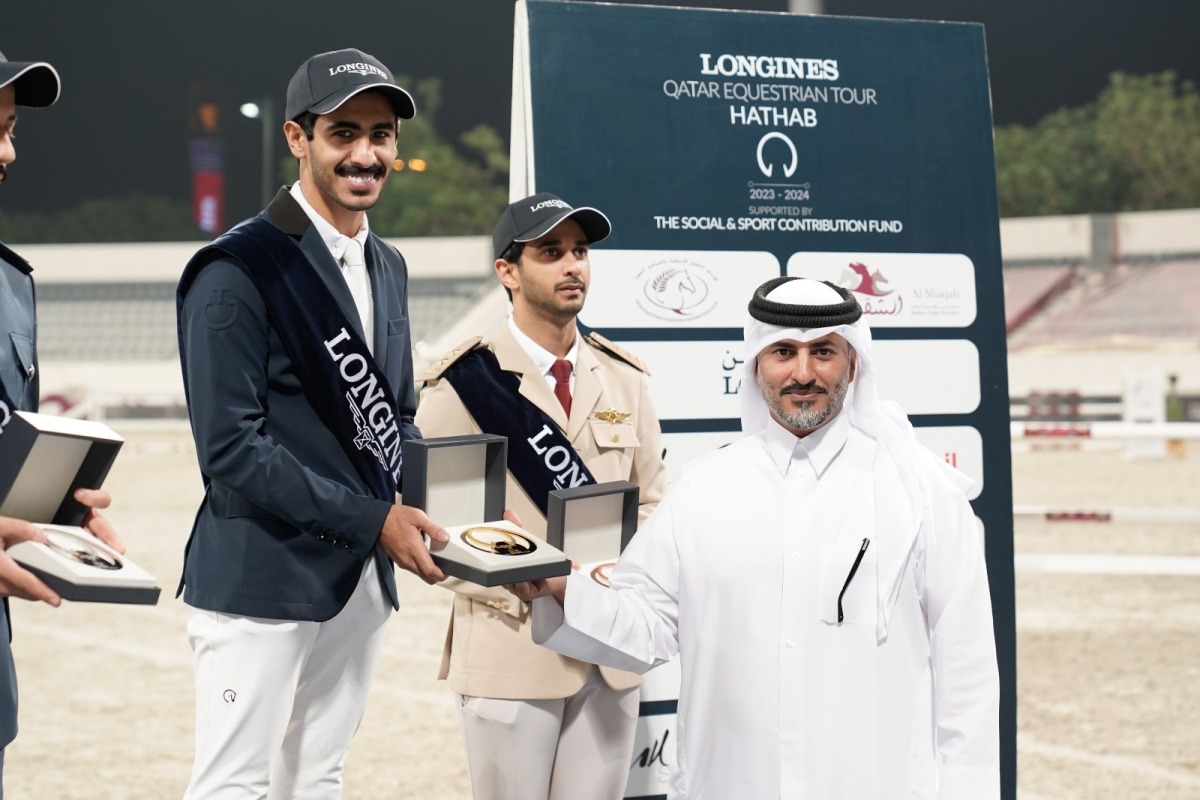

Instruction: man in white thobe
[512,277,1000,799]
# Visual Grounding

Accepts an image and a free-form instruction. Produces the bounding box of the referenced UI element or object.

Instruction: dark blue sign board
[514,2,1015,797]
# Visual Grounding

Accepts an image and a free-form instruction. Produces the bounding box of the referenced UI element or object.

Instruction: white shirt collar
[507,314,579,379]
[289,182,370,262]
[762,408,850,479]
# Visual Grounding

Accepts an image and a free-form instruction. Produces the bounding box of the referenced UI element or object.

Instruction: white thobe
[533,412,999,799]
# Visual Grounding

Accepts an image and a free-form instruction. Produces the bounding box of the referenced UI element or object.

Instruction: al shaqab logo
[638,260,718,321]
[844,262,893,297]
[839,261,903,317]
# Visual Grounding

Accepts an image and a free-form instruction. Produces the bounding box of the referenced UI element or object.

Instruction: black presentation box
[546,481,638,587]
[402,434,572,586]
[0,412,160,604]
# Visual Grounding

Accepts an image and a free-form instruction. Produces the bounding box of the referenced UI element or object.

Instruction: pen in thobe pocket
[837,538,871,624]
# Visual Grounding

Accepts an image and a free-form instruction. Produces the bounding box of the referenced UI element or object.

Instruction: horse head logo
[644,266,709,316]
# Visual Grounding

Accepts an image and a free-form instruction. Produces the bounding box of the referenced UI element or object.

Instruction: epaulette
[420,336,485,382]
[0,242,33,275]
[584,332,650,375]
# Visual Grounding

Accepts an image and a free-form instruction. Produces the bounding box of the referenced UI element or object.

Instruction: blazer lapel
[365,235,388,366]
[265,188,371,350]
[490,324,569,431]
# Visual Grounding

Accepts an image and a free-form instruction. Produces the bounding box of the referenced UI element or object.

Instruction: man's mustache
[337,164,386,179]
[780,381,827,396]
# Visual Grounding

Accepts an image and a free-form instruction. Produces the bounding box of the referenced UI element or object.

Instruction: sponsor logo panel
[632,337,979,421]
[634,339,748,420]
[583,250,779,328]
[913,425,984,499]
[872,340,980,414]
[785,251,977,327]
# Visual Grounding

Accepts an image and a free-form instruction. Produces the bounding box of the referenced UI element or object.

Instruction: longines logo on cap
[530,198,571,213]
[329,62,388,80]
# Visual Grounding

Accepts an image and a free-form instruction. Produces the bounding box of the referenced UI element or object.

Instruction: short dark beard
[758,370,850,434]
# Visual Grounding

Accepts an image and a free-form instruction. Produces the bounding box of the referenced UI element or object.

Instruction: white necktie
[341,239,374,353]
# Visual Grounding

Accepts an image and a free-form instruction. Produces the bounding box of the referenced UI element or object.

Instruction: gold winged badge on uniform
[592,409,631,424]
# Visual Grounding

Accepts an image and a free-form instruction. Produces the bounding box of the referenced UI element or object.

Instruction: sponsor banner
[872,340,980,415]
[518,2,1015,794]
[625,710,676,797]
[192,170,224,235]
[583,250,779,328]
[624,659,682,797]
[913,425,984,499]
[640,338,978,420]
[786,251,977,327]
[641,340,745,420]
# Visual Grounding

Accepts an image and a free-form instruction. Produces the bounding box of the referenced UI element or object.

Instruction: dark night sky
[3,0,1197,225]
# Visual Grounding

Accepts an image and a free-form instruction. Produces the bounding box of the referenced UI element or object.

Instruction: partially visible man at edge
[0,48,121,796]
[176,48,447,799]
[513,277,1000,799]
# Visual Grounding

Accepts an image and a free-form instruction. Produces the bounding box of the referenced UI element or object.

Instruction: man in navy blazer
[176,48,448,800]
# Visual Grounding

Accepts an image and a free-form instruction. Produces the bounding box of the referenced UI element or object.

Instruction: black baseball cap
[285,48,415,121]
[0,49,60,107]
[493,192,612,261]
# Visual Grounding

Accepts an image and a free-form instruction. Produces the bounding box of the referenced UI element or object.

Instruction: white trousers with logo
[458,669,639,800]
[184,558,391,800]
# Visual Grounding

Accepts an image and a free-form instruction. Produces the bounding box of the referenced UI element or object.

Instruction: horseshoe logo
[757,132,798,178]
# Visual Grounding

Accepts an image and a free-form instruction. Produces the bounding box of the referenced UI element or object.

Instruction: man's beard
[758,370,850,433]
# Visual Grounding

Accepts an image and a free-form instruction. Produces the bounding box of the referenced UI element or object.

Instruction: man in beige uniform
[416,192,667,800]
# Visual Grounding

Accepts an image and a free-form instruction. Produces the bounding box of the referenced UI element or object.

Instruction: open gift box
[0,411,160,604]
[402,434,572,586]
[546,481,638,587]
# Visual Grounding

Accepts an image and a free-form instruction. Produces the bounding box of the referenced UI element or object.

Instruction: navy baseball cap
[285,48,415,121]
[493,193,612,261]
[0,49,60,107]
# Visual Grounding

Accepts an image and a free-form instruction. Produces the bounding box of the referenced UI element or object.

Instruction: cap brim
[309,83,416,120]
[514,207,612,246]
[0,62,61,107]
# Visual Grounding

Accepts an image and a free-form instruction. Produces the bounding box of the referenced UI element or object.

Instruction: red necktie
[551,358,573,416]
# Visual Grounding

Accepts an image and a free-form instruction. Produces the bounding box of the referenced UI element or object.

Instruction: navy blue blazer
[177,188,419,621]
[0,242,38,749]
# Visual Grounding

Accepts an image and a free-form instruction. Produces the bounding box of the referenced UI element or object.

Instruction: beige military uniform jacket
[415,322,667,699]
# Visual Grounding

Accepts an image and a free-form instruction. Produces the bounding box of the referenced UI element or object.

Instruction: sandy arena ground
[3,423,1198,799]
